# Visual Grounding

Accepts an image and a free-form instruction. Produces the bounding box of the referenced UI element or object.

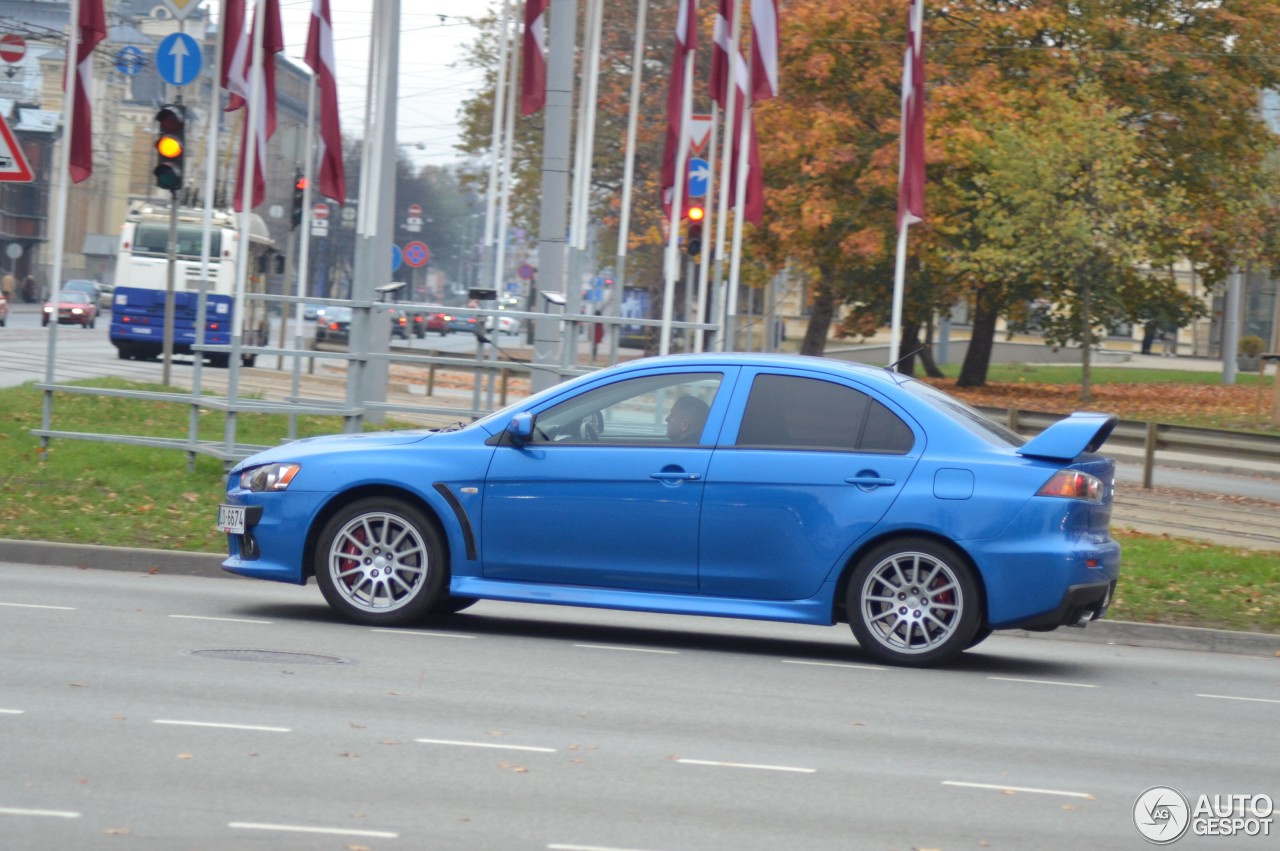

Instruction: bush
[1238,335,1265,358]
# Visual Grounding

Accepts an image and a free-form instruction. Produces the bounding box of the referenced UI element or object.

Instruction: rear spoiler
[1016,412,1118,462]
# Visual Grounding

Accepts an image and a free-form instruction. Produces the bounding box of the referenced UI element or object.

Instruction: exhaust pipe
[1069,610,1096,628]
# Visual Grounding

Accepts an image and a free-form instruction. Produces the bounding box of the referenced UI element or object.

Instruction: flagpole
[481,0,513,298]
[289,61,319,435]
[712,0,742,351]
[190,0,232,468]
[227,0,267,453]
[39,0,82,459]
[610,0,648,366]
[661,42,694,357]
[889,226,908,366]
[693,103,717,353]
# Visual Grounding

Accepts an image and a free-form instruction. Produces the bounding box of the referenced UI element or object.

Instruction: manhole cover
[185,649,352,666]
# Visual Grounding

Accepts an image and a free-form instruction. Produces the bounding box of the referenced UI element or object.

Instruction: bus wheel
[210,354,230,369]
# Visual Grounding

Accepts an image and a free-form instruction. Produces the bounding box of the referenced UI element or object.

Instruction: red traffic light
[295,177,307,191]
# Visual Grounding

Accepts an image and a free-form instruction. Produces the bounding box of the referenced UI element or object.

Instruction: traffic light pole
[161,185,179,386]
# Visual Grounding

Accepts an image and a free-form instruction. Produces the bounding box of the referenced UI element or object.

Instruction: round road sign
[312,203,330,220]
[408,203,422,217]
[403,241,430,268]
[0,35,26,65]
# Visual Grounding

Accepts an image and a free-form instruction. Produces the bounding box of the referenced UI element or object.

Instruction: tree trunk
[957,291,999,387]
[897,319,922,376]
[1080,277,1093,402]
[917,314,946,378]
[800,280,835,356]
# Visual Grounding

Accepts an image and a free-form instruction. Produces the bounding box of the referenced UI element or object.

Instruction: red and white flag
[234,0,284,211]
[521,0,548,115]
[750,0,778,102]
[725,53,763,224]
[897,0,926,230]
[709,0,732,108]
[222,0,250,111]
[305,0,345,203]
[660,0,698,216]
[68,0,106,183]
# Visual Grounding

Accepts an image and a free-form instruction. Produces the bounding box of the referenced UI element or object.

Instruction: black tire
[433,596,479,615]
[314,497,446,626]
[967,625,994,649]
[846,537,981,667]
[41,317,48,327]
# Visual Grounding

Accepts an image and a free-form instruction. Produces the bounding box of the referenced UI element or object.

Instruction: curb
[3,539,1276,659]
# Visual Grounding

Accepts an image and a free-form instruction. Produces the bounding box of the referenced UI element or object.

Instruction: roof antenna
[884,346,923,373]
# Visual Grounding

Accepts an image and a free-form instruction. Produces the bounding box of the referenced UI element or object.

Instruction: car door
[699,369,922,600]
[482,369,732,592]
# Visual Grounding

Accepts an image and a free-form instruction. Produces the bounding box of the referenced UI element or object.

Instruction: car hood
[231,430,435,472]
[1016,412,1117,461]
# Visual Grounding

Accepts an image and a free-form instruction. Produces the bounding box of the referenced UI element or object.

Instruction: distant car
[218,353,1122,667]
[0,290,7,327]
[62,279,110,311]
[303,304,326,321]
[423,312,449,336]
[446,313,478,334]
[389,308,412,340]
[315,306,351,343]
[43,289,99,328]
[486,314,522,336]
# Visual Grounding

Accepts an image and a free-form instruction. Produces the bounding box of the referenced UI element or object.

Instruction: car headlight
[240,463,301,492]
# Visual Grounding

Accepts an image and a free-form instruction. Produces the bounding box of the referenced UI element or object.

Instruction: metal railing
[985,407,1280,488]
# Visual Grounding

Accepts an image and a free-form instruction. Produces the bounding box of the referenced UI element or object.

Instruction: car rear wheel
[847,538,980,666]
[314,498,446,625]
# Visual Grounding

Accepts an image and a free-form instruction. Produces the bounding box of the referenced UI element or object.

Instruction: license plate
[217,504,246,534]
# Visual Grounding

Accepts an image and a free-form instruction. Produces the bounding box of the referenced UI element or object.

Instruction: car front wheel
[314,497,446,625]
[847,538,980,666]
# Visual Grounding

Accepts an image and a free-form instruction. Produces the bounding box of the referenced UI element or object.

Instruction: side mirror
[506,412,534,444]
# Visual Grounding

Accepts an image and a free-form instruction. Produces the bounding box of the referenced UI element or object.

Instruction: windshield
[133,224,223,259]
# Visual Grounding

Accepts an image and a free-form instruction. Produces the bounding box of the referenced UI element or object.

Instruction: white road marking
[371,628,475,639]
[783,659,887,671]
[0,709,24,715]
[943,780,1094,799]
[574,644,678,654]
[415,738,556,753]
[987,676,1097,689]
[0,808,81,819]
[1197,693,1280,705]
[169,614,272,624]
[229,821,398,838]
[549,845,664,851]
[0,602,74,611]
[154,720,291,733]
[676,758,815,774]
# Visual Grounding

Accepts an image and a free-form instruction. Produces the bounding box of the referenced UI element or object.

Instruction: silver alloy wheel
[859,550,965,656]
[325,510,430,613]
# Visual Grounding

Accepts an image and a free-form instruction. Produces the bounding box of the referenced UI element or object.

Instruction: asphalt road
[3,563,1277,851]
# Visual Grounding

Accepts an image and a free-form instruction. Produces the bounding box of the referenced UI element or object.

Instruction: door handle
[651,471,701,483]
[845,475,895,488]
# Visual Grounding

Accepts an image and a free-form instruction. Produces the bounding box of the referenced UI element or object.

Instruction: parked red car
[43,289,99,328]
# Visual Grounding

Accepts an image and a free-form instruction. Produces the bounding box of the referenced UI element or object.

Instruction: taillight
[1037,470,1103,502]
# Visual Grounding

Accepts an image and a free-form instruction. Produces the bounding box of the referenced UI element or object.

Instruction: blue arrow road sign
[156,32,202,87]
[391,243,403,273]
[116,46,144,76]
[688,157,710,198]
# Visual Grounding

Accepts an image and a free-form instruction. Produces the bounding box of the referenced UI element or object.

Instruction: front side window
[530,372,722,446]
[736,374,914,454]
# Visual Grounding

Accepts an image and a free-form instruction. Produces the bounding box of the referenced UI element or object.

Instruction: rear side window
[736,374,914,453]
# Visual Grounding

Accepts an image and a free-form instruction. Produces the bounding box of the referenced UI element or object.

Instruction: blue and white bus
[109,203,273,368]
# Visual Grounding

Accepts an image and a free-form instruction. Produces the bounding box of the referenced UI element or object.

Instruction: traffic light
[685,205,705,257]
[153,104,186,192]
[291,174,306,228]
